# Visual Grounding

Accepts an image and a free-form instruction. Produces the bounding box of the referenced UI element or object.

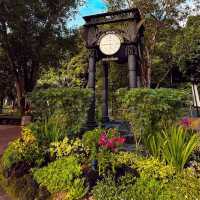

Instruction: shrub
[115,88,189,143]
[114,152,175,181]
[28,88,92,135]
[162,169,200,200]
[92,163,200,200]
[49,137,89,163]
[1,128,44,172]
[92,174,164,200]
[82,128,103,161]
[32,156,87,200]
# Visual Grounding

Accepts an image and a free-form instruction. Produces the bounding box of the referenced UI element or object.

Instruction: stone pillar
[86,49,98,128]
[127,45,137,88]
[102,61,110,123]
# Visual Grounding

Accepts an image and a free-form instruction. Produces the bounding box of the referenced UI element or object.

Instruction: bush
[114,152,175,181]
[82,128,103,161]
[32,156,88,200]
[115,88,189,142]
[49,137,89,163]
[28,88,92,135]
[162,169,200,200]
[1,128,44,172]
[92,155,200,200]
[92,174,164,200]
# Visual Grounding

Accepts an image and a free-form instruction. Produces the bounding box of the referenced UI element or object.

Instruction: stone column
[127,45,137,88]
[86,49,98,128]
[102,61,110,123]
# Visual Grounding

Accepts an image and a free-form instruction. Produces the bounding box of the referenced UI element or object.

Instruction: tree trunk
[0,96,4,113]
[15,80,25,116]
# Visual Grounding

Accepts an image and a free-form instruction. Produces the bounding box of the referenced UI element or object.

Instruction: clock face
[99,33,121,56]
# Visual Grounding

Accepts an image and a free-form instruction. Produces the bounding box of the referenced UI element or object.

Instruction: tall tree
[0,0,82,114]
[105,0,196,86]
[172,15,200,82]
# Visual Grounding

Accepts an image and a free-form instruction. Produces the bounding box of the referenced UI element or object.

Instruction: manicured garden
[0,87,200,200]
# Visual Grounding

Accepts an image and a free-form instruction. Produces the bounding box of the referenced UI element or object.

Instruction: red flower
[98,133,108,146]
[106,139,115,149]
[116,137,126,144]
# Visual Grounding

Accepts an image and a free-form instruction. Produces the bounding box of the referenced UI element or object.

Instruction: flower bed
[0,88,200,200]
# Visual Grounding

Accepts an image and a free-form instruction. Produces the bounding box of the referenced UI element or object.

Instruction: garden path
[0,125,21,200]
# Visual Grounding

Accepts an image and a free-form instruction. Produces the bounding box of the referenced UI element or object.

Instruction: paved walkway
[0,126,21,156]
[0,125,21,200]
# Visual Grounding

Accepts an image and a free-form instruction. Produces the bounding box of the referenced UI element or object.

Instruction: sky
[68,0,197,28]
[69,0,107,28]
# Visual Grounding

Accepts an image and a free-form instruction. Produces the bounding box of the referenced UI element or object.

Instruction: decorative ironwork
[83,8,145,128]
[84,8,140,26]
[127,45,137,55]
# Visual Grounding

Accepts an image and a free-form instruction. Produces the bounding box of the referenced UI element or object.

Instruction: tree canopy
[0,0,82,113]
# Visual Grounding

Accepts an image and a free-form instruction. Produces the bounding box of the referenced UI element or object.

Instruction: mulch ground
[0,125,21,200]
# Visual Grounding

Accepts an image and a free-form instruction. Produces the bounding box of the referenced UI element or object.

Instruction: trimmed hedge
[115,88,189,138]
[28,88,92,134]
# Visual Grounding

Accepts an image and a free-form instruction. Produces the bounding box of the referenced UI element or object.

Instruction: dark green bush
[28,88,92,134]
[32,156,88,200]
[115,88,189,144]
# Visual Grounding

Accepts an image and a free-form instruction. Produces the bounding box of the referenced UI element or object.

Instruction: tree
[0,47,15,113]
[105,0,197,86]
[0,0,82,114]
[172,15,200,82]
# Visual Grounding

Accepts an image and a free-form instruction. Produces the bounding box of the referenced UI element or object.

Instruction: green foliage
[116,88,189,143]
[146,133,163,158]
[97,151,117,176]
[82,128,103,160]
[1,128,44,171]
[92,174,164,200]
[162,126,199,171]
[92,152,200,200]
[162,169,200,200]
[49,137,89,163]
[0,0,82,95]
[172,15,200,81]
[28,87,92,135]
[33,156,87,199]
[28,115,66,144]
[115,152,175,181]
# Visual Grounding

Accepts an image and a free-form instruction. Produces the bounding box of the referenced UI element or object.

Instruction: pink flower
[181,117,191,127]
[98,133,108,146]
[106,139,115,149]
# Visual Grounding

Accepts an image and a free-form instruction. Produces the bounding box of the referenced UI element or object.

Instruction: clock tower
[82,8,145,128]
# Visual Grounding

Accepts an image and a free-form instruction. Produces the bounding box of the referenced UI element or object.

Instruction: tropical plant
[146,133,163,158]
[162,126,199,171]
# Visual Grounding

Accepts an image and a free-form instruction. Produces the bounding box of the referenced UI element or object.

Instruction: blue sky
[68,0,197,28]
[69,0,107,28]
